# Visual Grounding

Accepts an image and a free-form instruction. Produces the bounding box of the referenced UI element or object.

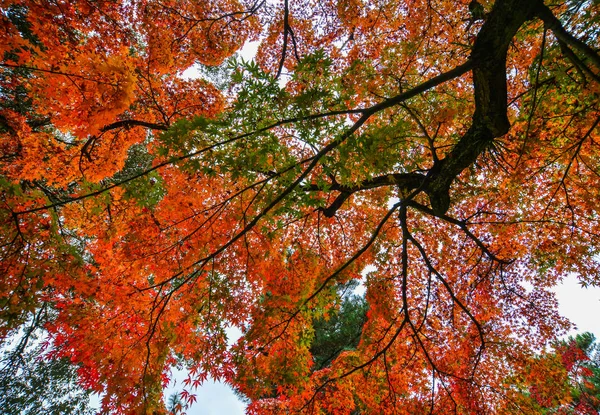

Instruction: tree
[509,332,600,414]
[1,0,599,413]
[0,306,95,415]
[550,332,600,414]
[310,282,368,372]
[234,281,367,402]
[166,392,188,415]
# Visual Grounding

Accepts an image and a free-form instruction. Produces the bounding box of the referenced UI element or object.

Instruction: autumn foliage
[1,0,599,413]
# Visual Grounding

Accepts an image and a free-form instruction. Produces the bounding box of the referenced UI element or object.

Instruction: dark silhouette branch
[100,119,169,132]
[534,1,600,71]
[276,0,292,79]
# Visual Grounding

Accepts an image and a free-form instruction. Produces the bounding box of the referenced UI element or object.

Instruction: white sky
[164,372,245,415]
[165,326,245,415]
[555,275,600,338]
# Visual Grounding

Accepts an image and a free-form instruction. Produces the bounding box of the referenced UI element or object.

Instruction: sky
[163,327,245,415]
[164,372,245,415]
[555,275,600,337]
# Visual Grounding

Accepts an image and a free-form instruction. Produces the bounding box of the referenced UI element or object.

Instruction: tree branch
[100,119,169,132]
[535,1,600,71]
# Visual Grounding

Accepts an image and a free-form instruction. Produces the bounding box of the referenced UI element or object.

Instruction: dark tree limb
[555,37,600,84]
[306,0,544,218]
[306,172,426,217]
[424,0,538,215]
[534,1,600,71]
[100,119,169,132]
[276,0,296,79]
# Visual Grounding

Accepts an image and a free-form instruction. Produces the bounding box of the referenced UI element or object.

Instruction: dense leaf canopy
[1,0,599,413]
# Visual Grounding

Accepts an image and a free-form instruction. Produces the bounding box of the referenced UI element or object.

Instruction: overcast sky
[164,374,245,415]
[555,275,600,337]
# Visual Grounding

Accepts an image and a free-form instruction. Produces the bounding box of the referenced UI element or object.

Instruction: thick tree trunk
[426,0,537,214]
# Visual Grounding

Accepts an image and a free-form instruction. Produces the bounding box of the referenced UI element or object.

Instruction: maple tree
[549,332,600,414]
[1,0,599,413]
[554,333,600,414]
[513,332,600,414]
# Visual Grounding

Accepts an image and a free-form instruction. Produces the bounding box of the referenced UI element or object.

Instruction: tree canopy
[1,0,599,413]
[0,305,95,415]
[553,332,600,413]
